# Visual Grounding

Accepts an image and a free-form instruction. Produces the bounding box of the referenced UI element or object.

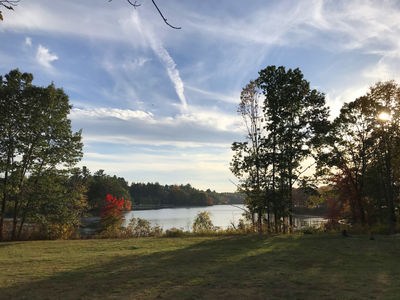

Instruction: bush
[44,224,78,240]
[164,227,186,237]
[299,225,323,235]
[123,218,163,238]
[192,211,215,233]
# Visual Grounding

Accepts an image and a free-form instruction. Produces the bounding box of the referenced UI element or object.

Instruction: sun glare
[378,112,391,121]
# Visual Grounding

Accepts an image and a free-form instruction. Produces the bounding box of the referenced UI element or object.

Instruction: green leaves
[0,69,83,240]
[231,65,329,232]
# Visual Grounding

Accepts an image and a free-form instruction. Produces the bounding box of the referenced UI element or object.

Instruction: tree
[318,81,400,232]
[317,96,376,224]
[368,82,400,233]
[0,69,83,240]
[22,170,88,239]
[100,194,129,233]
[231,66,329,233]
[258,66,329,231]
[231,81,265,231]
[86,169,131,211]
[192,211,214,233]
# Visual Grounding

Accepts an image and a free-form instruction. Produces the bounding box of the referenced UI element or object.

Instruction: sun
[378,112,391,121]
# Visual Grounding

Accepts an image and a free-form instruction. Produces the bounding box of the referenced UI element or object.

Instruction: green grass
[0,234,400,299]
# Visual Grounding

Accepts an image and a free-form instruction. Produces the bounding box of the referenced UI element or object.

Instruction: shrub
[123,218,163,238]
[164,227,186,237]
[192,211,215,233]
[44,224,78,240]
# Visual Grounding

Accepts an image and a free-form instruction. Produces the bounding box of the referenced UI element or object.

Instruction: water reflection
[124,205,326,231]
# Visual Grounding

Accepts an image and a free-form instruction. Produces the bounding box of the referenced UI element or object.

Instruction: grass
[0,234,400,299]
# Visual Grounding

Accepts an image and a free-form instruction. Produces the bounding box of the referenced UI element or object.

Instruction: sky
[1,0,400,192]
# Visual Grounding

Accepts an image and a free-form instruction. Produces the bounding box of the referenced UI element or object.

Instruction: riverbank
[1,234,399,299]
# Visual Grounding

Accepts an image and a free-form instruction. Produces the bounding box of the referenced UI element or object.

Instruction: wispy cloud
[147,34,188,111]
[3,0,400,191]
[70,105,242,147]
[186,85,240,104]
[71,107,153,121]
[122,57,151,70]
[79,149,234,190]
[124,11,188,111]
[25,37,32,47]
[36,44,58,68]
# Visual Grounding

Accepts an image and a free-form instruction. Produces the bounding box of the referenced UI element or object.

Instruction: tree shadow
[1,234,399,299]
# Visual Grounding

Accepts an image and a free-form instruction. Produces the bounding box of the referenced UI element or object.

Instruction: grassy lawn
[0,234,399,299]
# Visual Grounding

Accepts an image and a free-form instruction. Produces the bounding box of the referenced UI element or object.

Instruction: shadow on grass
[1,234,399,299]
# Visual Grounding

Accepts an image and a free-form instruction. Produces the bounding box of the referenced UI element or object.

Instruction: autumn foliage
[100,194,132,231]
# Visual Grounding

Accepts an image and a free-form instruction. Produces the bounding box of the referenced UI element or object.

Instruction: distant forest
[81,168,244,211]
[130,183,244,207]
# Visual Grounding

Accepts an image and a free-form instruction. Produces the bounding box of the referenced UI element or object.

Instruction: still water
[124,205,325,231]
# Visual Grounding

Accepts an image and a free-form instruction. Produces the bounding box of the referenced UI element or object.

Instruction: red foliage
[328,169,367,224]
[100,194,124,220]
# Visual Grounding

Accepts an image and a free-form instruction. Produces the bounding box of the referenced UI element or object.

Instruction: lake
[124,205,326,231]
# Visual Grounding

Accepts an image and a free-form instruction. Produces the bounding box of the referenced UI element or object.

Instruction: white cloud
[79,149,234,191]
[25,37,32,47]
[186,85,240,104]
[82,135,231,149]
[36,44,58,68]
[71,105,241,132]
[147,33,188,110]
[0,1,146,45]
[325,85,369,119]
[71,107,153,121]
[122,57,150,70]
[70,105,242,148]
[124,12,188,111]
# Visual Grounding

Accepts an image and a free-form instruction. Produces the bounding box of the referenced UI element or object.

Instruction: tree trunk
[288,170,293,232]
[385,147,396,234]
[11,198,19,240]
[0,165,9,241]
[0,152,11,241]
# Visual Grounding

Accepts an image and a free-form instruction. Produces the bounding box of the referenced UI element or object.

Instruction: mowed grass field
[0,234,399,299]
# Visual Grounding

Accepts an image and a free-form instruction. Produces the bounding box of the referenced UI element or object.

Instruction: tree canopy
[232,65,329,232]
[0,69,83,240]
[317,81,400,233]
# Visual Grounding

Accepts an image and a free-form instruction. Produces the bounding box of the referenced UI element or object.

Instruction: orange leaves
[100,194,125,218]
[124,199,132,211]
[100,194,130,231]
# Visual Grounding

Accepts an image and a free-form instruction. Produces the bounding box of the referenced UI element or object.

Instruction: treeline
[232,65,400,234]
[78,168,244,209]
[74,168,244,210]
[1,160,244,240]
[130,183,244,207]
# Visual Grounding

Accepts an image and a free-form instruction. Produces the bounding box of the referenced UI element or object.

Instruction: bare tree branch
[1,0,182,30]
[0,0,20,21]
[110,0,181,29]
[150,0,181,29]
[0,0,20,9]
[109,0,141,9]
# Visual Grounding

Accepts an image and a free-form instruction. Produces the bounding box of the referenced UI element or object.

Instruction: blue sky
[1,0,400,191]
